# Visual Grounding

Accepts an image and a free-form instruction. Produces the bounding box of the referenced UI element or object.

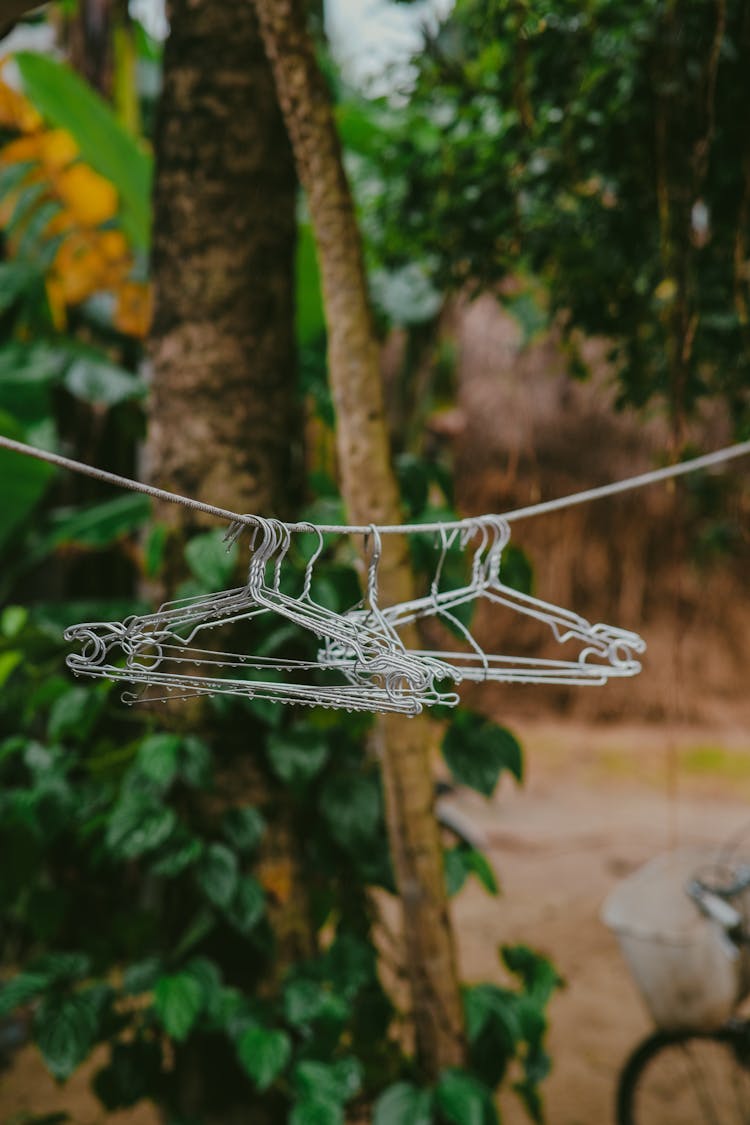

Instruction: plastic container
[602,847,750,1030]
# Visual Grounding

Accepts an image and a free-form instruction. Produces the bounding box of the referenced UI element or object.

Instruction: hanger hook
[365,525,383,609]
[297,522,325,599]
[274,523,292,590]
[248,516,274,588]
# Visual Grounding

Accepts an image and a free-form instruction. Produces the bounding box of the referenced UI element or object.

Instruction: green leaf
[1,605,28,638]
[396,453,430,517]
[30,953,91,983]
[106,793,177,859]
[144,522,168,578]
[293,1059,362,1107]
[42,495,151,550]
[466,848,499,895]
[63,357,145,407]
[222,806,266,853]
[135,733,182,788]
[435,1069,498,1125]
[150,835,203,877]
[464,984,522,1047]
[183,957,223,1012]
[283,978,349,1027]
[122,957,162,995]
[442,713,523,797]
[47,686,103,742]
[266,727,329,784]
[0,261,36,311]
[0,345,60,424]
[236,1025,291,1090]
[6,180,46,237]
[290,1101,343,1125]
[0,650,22,688]
[184,530,238,589]
[16,52,152,250]
[320,772,382,850]
[224,876,265,935]
[0,343,66,382]
[172,908,216,961]
[197,843,239,909]
[445,845,499,897]
[178,735,212,788]
[34,990,103,1080]
[296,221,325,346]
[153,972,203,1041]
[500,545,533,595]
[374,1082,434,1125]
[0,160,35,199]
[501,945,562,1006]
[93,1037,162,1110]
[0,411,55,549]
[445,845,469,897]
[0,972,49,1017]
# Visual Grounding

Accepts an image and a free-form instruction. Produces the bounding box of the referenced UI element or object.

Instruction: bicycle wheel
[617,1023,750,1125]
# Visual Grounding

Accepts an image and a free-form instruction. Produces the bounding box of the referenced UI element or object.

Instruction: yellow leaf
[45,210,76,237]
[98,229,129,262]
[113,280,152,338]
[654,278,678,303]
[256,859,293,905]
[1,133,44,163]
[39,129,78,171]
[0,165,44,236]
[56,163,118,227]
[0,75,41,133]
[53,231,107,304]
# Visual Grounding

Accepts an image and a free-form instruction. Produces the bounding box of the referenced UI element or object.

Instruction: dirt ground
[3,718,750,1125]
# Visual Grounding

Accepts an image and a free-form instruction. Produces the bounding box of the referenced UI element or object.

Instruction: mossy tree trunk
[253,0,466,1077]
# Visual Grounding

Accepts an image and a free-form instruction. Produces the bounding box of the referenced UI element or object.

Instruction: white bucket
[602,847,750,1030]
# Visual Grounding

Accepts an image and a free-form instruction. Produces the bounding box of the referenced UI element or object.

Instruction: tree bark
[146,0,301,529]
[145,2,312,1118]
[253,0,466,1076]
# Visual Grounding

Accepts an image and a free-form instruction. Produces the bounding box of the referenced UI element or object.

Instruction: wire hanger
[321,516,645,687]
[64,517,459,715]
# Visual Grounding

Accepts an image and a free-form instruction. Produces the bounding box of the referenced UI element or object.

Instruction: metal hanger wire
[64,517,460,715]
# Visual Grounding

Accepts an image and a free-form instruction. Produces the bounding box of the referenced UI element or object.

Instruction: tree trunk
[66,0,115,96]
[253,0,466,1076]
[146,0,301,529]
[145,2,311,1118]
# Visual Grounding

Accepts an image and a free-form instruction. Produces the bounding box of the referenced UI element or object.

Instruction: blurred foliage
[374,0,750,437]
[1,57,151,333]
[0,18,556,1125]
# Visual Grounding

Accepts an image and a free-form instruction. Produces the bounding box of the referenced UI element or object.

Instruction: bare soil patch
[452,719,750,1125]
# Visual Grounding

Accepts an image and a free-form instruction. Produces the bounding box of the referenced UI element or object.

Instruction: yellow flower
[56,163,118,226]
[0,74,41,133]
[39,129,78,171]
[53,231,107,304]
[1,132,45,163]
[113,280,152,338]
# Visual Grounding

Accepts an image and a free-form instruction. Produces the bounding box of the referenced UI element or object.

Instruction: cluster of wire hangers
[64,513,646,715]
[6,431,747,716]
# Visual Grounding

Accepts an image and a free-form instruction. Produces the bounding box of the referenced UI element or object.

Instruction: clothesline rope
[1,433,749,533]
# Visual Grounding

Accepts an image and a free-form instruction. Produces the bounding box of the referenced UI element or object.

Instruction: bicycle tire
[616,1022,750,1125]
